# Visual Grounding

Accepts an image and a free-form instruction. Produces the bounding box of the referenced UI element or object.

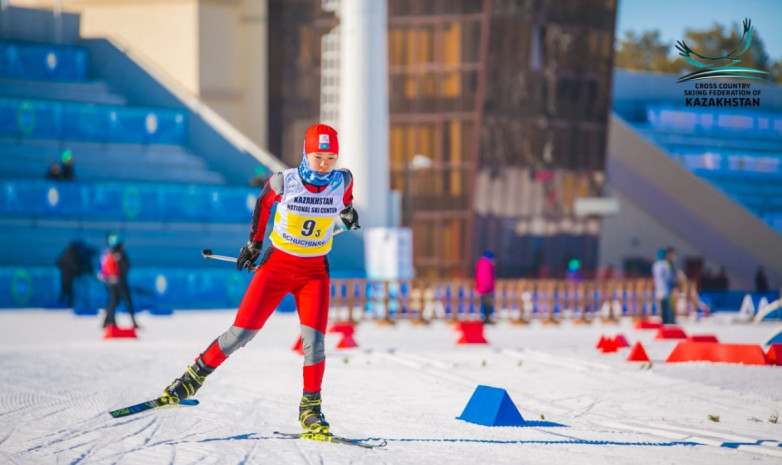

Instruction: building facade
[387,0,617,278]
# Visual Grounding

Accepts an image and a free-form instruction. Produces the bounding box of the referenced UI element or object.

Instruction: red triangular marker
[601,337,619,353]
[627,342,650,362]
[103,324,137,339]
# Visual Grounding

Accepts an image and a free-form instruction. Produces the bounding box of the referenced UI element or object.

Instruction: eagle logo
[675,18,770,83]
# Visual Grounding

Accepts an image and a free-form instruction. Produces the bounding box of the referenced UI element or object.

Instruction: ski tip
[180,399,200,406]
[201,249,212,256]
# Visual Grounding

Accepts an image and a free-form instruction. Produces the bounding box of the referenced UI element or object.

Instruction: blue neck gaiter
[298,149,338,187]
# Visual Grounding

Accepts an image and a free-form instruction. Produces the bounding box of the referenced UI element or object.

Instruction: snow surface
[1,309,781,465]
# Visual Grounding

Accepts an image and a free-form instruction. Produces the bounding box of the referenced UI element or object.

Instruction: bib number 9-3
[301,219,321,237]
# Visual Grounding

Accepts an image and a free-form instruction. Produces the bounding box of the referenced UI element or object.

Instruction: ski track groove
[0,391,67,419]
[0,450,24,465]
[142,419,164,447]
[367,344,777,454]
[116,417,158,448]
[375,348,579,418]
[0,420,15,447]
[26,411,143,455]
[365,348,583,443]
[495,348,782,455]
[65,436,102,465]
[507,346,778,413]
[235,429,262,465]
[498,347,754,423]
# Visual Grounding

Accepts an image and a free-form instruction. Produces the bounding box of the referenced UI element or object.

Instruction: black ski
[109,397,199,418]
[274,431,387,449]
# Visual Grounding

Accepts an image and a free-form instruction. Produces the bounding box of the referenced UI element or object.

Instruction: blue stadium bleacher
[617,102,782,234]
[0,138,225,183]
[0,36,365,310]
[0,39,88,81]
[0,77,127,104]
[0,97,188,144]
[0,179,256,221]
[0,38,274,309]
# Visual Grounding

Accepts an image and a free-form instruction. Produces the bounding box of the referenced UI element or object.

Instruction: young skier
[162,124,360,434]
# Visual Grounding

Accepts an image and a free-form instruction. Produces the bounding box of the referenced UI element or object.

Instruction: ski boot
[164,358,213,403]
[299,391,330,434]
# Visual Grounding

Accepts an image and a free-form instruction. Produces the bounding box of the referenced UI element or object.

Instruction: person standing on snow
[475,250,496,324]
[99,233,139,329]
[161,124,360,434]
[652,247,678,325]
[56,242,81,308]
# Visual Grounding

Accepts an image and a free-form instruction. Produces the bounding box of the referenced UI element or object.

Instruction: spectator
[475,250,496,324]
[652,247,678,325]
[714,267,729,291]
[115,241,137,327]
[566,258,583,282]
[55,243,81,308]
[755,266,769,293]
[44,150,76,181]
[698,267,714,291]
[99,232,138,328]
[72,240,97,310]
[249,165,270,187]
[45,162,63,180]
[601,263,615,280]
[60,150,76,180]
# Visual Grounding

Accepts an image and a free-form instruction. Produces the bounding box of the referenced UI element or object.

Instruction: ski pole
[202,226,348,271]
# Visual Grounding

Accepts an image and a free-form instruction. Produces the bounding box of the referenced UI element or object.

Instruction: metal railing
[328,277,701,325]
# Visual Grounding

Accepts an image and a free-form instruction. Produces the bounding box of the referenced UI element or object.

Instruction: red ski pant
[200,247,330,392]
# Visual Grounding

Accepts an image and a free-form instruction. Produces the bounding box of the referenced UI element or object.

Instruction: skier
[99,233,139,328]
[162,124,360,434]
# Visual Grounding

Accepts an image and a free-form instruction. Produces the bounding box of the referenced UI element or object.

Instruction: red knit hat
[303,124,339,155]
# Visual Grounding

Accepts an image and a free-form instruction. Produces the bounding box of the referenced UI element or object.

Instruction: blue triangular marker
[456,385,526,426]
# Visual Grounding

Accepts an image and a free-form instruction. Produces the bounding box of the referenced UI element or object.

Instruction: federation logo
[318,134,330,149]
[675,18,770,83]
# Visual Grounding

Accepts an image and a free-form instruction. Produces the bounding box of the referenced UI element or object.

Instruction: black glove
[339,206,361,230]
[236,241,262,271]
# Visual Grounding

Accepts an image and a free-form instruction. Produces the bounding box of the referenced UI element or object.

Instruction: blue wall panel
[0,266,359,311]
[0,180,257,222]
[0,97,187,144]
[0,40,88,81]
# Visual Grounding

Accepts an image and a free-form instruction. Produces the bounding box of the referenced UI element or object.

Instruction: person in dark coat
[755,266,769,293]
[115,242,136,325]
[60,150,76,180]
[56,243,81,308]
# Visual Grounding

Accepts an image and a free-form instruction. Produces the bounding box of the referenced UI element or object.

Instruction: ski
[109,397,199,418]
[274,431,387,449]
